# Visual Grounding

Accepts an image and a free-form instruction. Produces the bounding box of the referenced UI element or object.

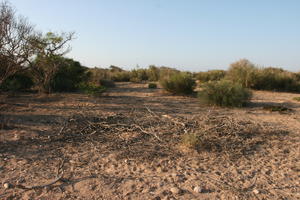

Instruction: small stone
[253,189,259,194]
[3,183,11,189]
[193,186,202,193]
[170,187,181,194]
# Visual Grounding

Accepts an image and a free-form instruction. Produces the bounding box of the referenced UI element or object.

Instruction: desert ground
[0,82,299,200]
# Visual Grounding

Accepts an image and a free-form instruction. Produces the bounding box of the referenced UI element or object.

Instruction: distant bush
[129,77,142,83]
[147,65,160,81]
[226,59,257,88]
[197,70,226,82]
[198,80,252,107]
[0,72,34,92]
[251,68,300,92]
[148,82,157,89]
[78,83,106,97]
[111,72,131,82]
[99,79,115,88]
[160,72,195,95]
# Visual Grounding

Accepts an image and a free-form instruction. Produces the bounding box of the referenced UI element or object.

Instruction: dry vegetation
[0,83,299,200]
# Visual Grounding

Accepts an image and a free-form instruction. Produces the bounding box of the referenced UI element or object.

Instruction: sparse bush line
[160,72,196,95]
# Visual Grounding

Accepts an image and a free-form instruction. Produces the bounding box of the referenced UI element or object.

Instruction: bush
[129,77,142,83]
[251,68,300,92]
[51,58,90,92]
[197,70,226,82]
[293,97,300,102]
[0,72,34,92]
[78,83,106,97]
[111,72,131,82]
[148,82,157,89]
[99,79,115,88]
[160,72,195,95]
[226,59,257,88]
[198,80,252,107]
[181,133,200,149]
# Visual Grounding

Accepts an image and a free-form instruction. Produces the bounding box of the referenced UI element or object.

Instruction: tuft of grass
[198,80,252,107]
[293,97,300,102]
[148,82,157,89]
[181,133,200,150]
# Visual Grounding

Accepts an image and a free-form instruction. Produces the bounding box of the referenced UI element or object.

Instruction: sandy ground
[0,82,299,200]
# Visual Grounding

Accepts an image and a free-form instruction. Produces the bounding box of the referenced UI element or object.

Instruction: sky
[8,0,300,71]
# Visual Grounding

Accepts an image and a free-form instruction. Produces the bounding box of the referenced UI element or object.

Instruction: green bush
[51,58,90,92]
[197,70,226,82]
[78,83,106,97]
[148,82,157,89]
[111,72,131,82]
[226,59,257,88]
[293,97,300,102]
[251,68,300,92]
[198,80,252,107]
[160,72,195,95]
[0,72,34,92]
[99,79,115,88]
[129,77,142,83]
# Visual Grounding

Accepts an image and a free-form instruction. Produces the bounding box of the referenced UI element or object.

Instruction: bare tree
[30,32,75,93]
[0,1,35,85]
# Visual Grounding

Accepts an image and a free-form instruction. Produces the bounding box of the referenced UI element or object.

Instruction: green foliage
[78,83,106,97]
[198,80,252,107]
[293,97,300,102]
[111,71,131,82]
[51,58,90,92]
[197,70,226,82]
[181,133,200,149]
[148,82,157,89]
[226,59,257,88]
[0,72,34,92]
[251,68,300,92]
[160,72,195,94]
[147,65,160,81]
[131,68,148,82]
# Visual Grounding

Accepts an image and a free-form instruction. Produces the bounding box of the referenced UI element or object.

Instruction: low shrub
[181,133,200,149]
[148,82,157,89]
[198,80,252,107]
[160,72,195,95]
[78,83,106,97]
[99,79,115,88]
[111,72,131,82]
[293,97,300,102]
[263,105,292,112]
[129,77,142,83]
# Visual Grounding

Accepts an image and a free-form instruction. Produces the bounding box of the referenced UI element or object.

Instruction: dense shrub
[226,59,257,88]
[148,82,157,89]
[160,72,195,94]
[0,72,34,92]
[198,80,252,107]
[111,72,131,82]
[131,68,148,81]
[78,83,106,96]
[147,65,160,81]
[197,70,226,82]
[251,68,300,92]
[51,58,90,92]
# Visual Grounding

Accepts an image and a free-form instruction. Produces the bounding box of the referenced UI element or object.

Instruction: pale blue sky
[9,0,300,71]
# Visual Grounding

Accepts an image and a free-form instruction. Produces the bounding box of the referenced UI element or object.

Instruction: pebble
[170,187,181,194]
[3,183,10,189]
[253,189,260,194]
[193,186,202,193]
